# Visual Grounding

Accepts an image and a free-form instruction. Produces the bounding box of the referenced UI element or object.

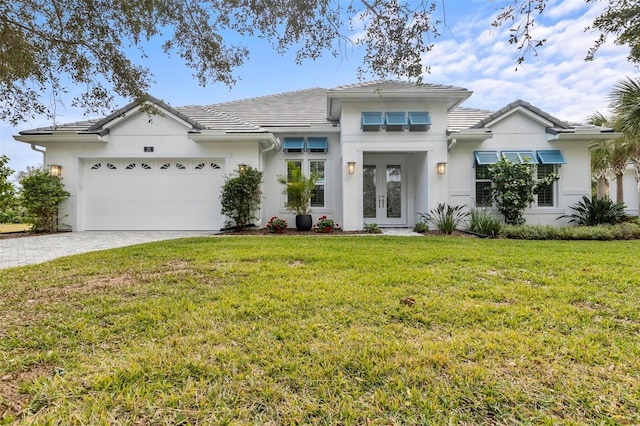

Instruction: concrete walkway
[0,228,423,270]
[0,231,215,269]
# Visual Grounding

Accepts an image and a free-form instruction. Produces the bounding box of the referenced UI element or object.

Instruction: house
[13,81,617,231]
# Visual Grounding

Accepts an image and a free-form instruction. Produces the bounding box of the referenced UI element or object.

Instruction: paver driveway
[0,231,215,269]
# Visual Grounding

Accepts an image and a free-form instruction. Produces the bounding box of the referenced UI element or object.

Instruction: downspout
[30,144,46,164]
[257,136,279,228]
[447,138,457,150]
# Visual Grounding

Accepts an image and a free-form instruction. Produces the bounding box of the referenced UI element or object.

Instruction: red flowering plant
[315,215,338,232]
[266,216,288,233]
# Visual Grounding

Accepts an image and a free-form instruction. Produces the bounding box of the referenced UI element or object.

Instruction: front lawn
[1,236,639,424]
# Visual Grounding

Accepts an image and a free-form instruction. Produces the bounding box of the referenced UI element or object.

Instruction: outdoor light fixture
[238,163,248,172]
[348,161,356,174]
[437,162,447,175]
[49,164,62,177]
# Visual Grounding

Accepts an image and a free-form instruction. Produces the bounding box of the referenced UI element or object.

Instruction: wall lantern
[238,163,248,172]
[49,164,63,177]
[347,161,356,174]
[436,162,447,175]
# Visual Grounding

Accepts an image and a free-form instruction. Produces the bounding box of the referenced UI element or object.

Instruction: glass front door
[363,155,407,226]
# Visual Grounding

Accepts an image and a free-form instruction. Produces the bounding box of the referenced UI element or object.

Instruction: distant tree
[0,155,16,217]
[493,0,640,67]
[2,0,638,124]
[220,166,263,231]
[19,168,70,232]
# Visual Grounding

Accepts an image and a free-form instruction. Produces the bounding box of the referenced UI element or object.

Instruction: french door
[362,155,407,226]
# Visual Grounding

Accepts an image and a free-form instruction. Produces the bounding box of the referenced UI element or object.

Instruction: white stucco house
[14,81,617,231]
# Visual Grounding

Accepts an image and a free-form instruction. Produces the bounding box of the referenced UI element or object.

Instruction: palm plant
[418,203,468,234]
[277,162,319,216]
[560,196,626,226]
[610,77,640,219]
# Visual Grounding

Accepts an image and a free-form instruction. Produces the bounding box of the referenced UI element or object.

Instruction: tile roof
[471,99,570,130]
[201,87,331,127]
[447,107,494,131]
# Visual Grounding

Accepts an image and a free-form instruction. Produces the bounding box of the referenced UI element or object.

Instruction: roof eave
[13,133,107,144]
[547,131,623,142]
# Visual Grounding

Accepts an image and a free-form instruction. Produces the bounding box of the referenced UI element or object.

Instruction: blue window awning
[474,151,500,165]
[283,137,305,152]
[501,150,538,164]
[537,150,566,164]
[408,112,432,126]
[362,112,384,125]
[307,137,328,152]
[385,112,407,126]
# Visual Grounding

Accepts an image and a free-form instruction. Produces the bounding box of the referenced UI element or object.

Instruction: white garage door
[82,159,226,230]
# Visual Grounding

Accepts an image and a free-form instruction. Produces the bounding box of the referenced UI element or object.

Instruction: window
[362,112,384,131]
[385,112,407,132]
[408,112,431,131]
[501,151,538,164]
[537,164,556,207]
[310,160,325,207]
[475,164,493,207]
[286,160,303,206]
[307,137,328,153]
[283,137,305,153]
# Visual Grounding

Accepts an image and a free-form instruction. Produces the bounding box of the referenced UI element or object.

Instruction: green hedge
[501,223,640,240]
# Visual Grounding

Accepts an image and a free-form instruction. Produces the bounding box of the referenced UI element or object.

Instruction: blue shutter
[501,151,538,164]
[307,137,328,152]
[474,151,500,165]
[385,112,407,126]
[537,150,566,164]
[283,137,305,153]
[408,112,432,131]
[362,112,384,131]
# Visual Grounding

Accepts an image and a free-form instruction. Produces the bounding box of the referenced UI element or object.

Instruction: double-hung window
[310,161,325,207]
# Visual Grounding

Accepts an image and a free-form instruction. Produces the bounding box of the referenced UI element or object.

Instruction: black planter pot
[295,214,313,231]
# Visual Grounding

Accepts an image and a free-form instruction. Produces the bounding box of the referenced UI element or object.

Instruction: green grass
[1,236,639,424]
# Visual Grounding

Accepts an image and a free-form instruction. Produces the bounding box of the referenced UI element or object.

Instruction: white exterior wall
[261,132,343,229]
[338,100,449,231]
[609,165,640,216]
[449,111,593,225]
[42,111,260,231]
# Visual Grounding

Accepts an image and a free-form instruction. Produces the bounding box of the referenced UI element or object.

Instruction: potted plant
[277,162,319,231]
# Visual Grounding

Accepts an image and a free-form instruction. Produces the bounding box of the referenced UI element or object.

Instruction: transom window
[283,137,329,153]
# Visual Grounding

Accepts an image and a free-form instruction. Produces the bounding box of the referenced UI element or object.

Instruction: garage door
[82,159,226,230]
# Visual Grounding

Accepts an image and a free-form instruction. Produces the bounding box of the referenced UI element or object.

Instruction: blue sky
[1,0,638,175]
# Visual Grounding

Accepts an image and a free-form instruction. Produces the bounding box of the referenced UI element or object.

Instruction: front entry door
[363,155,407,226]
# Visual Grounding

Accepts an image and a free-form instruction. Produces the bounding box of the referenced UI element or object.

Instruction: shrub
[0,155,15,218]
[418,203,468,235]
[468,208,502,237]
[266,217,288,233]
[364,223,381,234]
[500,223,640,240]
[19,168,70,232]
[412,221,429,233]
[489,157,558,225]
[560,196,626,226]
[220,166,263,231]
[315,215,337,231]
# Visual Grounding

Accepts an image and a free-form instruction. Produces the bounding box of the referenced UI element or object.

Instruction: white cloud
[422,1,638,123]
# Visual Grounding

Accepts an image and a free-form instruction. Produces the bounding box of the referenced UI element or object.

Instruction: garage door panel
[82,159,226,230]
